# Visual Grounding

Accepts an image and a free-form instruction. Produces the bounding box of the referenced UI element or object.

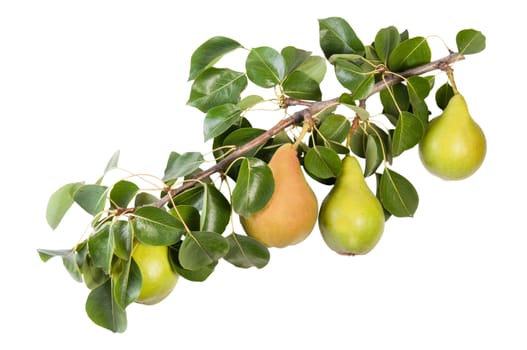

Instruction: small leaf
[379,168,419,217]
[187,68,247,112]
[81,257,108,290]
[406,76,431,124]
[282,46,311,75]
[172,186,204,210]
[375,26,400,63]
[435,82,454,110]
[334,59,375,100]
[170,243,216,282]
[232,157,274,217]
[391,111,424,157]
[340,100,370,120]
[169,205,201,231]
[456,29,486,55]
[246,46,286,88]
[225,233,270,269]
[316,114,351,144]
[189,36,242,80]
[304,146,342,179]
[223,128,266,158]
[294,55,327,83]
[203,103,242,141]
[112,220,132,260]
[162,152,204,183]
[46,182,83,229]
[96,150,120,184]
[110,180,139,209]
[388,37,431,72]
[86,280,127,333]
[237,95,264,110]
[179,231,229,270]
[379,83,409,124]
[134,192,159,207]
[88,223,114,274]
[74,184,109,216]
[283,71,322,100]
[114,258,142,308]
[319,17,364,59]
[201,184,231,233]
[364,135,383,177]
[131,207,185,245]
[37,248,73,262]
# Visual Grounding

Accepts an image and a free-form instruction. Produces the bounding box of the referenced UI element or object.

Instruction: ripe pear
[318,155,385,255]
[419,93,486,180]
[240,143,318,248]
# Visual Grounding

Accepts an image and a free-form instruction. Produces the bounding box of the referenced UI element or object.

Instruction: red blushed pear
[240,143,318,248]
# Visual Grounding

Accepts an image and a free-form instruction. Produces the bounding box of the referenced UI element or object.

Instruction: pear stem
[140,52,465,210]
[446,67,459,94]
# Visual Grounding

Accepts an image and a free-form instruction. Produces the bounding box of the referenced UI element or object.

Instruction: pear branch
[150,52,464,209]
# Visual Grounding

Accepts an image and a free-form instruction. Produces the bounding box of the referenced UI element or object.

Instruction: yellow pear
[419,93,486,180]
[240,143,318,248]
[133,243,178,305]
[318,155,385,255]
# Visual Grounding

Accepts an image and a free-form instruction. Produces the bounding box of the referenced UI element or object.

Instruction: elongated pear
[318,155,385,255]
[240,143,318,248]
[419,93,486,180]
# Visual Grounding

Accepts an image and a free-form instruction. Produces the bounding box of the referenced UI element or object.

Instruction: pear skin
[240,144,318,248]
[419,93,486,180]
[318,155,385,255]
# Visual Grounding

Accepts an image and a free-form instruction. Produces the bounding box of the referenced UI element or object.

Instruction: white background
[1,1,525,348]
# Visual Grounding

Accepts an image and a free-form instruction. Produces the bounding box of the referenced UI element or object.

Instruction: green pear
[318,155,385,255]
[419,93,486,180]
[240,143,318,248]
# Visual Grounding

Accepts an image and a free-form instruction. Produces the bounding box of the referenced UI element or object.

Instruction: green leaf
[37,248,72,262]
[172,186,204,210]
[435,82,454,110]
[169,205,201,231]
[379,168,419,217]
[232,157,274,217]
[388,37,431,72]
[223,128,266,158]
[134,192,159,207]
[96,150,120,184]
[334,60,375,100]
[375,26,400,63]
[189,36,242,80]
[391,111,424,157]
[74,184,108,216]
[201,184,230,233]
[81,257,108,290]
[114,258,142,308]
[364,134,383,177]
[131,207,185,245]
[187,67,247,112]
[86,280,127,333]
[169,243,216,282]
[456,29,486,55]
[406,76,431,124]
[304,146,342,179]
[88,223,114,274]
[37,247,84,282]
[294,55,327,83]
[283,71,321,100]
[110,180,139,209]
[111,220,132,260]
[224,233,270,269]
[316,114,351,144]
[246,46,286,88]
[162,152,204,183]
[340,99,370,120]
[319,17,364,59]
[46,182,83,229]
[380,83,409,124]
[282,46,311,75]
[203,103,242,141]
[237,95,264,110]
[350,123,391,162]
[178,231,229,270]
